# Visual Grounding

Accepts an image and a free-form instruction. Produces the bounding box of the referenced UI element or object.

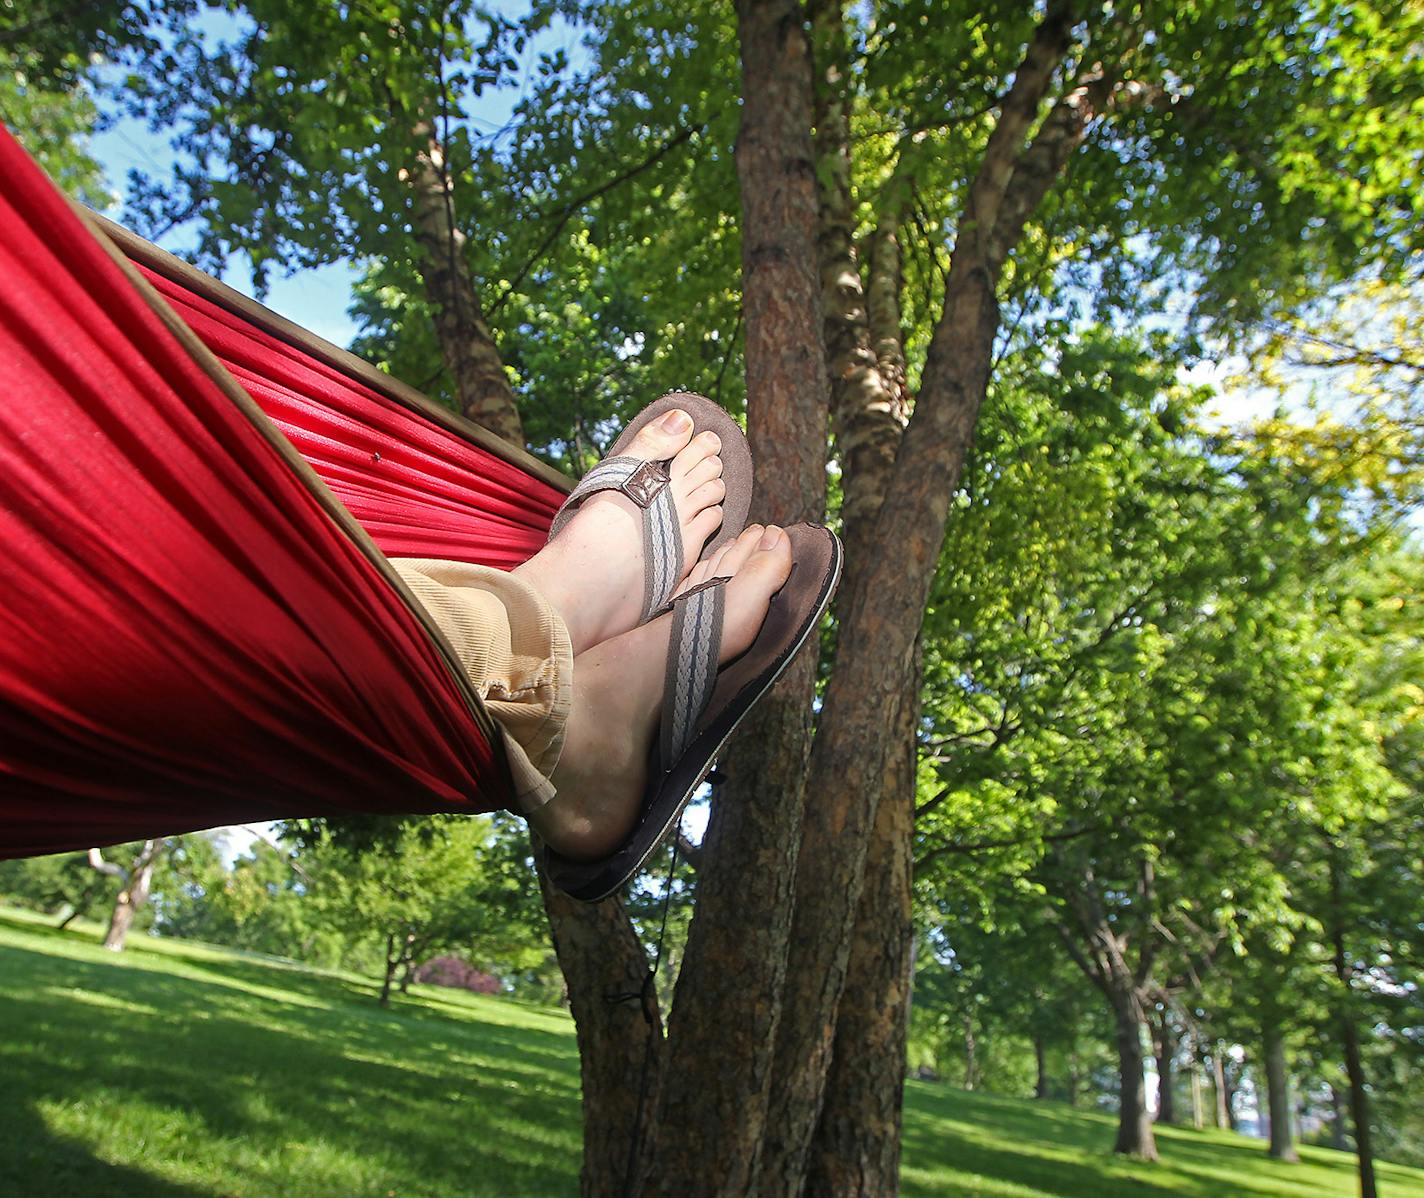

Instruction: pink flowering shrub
[414,955,502,994]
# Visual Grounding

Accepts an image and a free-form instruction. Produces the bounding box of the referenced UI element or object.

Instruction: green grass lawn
[3,907,1421,1198]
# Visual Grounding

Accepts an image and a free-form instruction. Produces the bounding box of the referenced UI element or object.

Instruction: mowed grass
[4,908,1423,1198]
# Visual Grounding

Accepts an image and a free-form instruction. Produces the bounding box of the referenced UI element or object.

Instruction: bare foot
[513,409,728,653]
[529,524,794,860]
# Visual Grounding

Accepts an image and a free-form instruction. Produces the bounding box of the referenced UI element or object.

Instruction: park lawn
[3,908,1422,1198]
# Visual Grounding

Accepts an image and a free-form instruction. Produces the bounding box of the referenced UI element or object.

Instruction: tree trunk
[803,655,918,1197]
[1329,1083,1350,1151]
[540,874,664,1197]
[1066,1052,1080,1107]
[1034,1034,1050,1100]
[1211,1049,1230,1129]
[757,5,1081,1189]
[1110,989,1158,1159]
[1191,1061,1204,1129]
[642,0,827,1191]
[1339,1017,1377,1197]
[407,123,524,445]
[1153,1009,1177,1125]
[1330,851,1377,1198]
[1263,1024,1298,1162]
[98,840,162,952]
[102,889,140,952]
[964,1014,979,1091]
[379,933,398,1008]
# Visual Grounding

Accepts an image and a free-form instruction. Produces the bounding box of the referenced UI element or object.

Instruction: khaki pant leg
[391,559,571,813]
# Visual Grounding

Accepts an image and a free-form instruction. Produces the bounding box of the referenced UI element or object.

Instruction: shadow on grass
[0,1100,212,1197]
[0,933,581,1197]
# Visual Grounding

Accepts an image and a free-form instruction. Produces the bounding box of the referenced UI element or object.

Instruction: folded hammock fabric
[0,124,570,858]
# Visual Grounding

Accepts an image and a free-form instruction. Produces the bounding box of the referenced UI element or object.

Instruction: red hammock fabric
[0,126,564,857]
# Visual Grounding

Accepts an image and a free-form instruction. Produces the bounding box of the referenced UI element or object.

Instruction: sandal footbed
[543,523,842,901]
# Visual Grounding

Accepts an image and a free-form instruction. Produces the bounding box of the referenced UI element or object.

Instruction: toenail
[661,409,692,432]
[759,526,782,550]
[700,431,721,448]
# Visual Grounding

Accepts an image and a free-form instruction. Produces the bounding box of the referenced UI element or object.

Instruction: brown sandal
[542,522,842,901]
[547,391,754,624]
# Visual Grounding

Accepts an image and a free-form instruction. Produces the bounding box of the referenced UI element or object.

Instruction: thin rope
[619,826,682,1195]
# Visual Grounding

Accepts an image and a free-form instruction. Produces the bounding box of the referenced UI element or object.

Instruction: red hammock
[0,126,569,857]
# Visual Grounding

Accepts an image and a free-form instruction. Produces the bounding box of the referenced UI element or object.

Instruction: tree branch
[488,120,706,316]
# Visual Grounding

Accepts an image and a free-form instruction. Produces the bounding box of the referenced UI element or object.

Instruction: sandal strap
[659,577,726,773]
[548,454,685,623]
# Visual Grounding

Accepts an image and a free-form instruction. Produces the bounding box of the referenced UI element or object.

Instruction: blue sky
[88,2,587,349]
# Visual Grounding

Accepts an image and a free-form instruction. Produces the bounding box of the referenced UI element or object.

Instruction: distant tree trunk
[1190,1061,1204,1129]
[1339,1017,1376,1197]
[407,123,524,445]
[1153,1009,1177,1124]
[89,841,164,952]
[1066,1053,1080,1107]
[1222,1055,1243,1132]
[1263,1025,1298,1162]
[1330,851,1377,1198]
[1034,1034,1050,1100]
[1328,1084,1349,1150]
[1211,1048,1230,1128]
[1109,988,1158,1159]
[379,932,398,1008]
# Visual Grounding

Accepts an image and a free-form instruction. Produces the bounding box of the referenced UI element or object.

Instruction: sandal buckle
[620,460,671,508]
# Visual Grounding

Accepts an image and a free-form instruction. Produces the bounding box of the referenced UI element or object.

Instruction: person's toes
[682,504,727,563]
[711,522,771,579]
[623,408,696,463]
[670,430,722,481]
[685,477,727,515]
[676,451,724,495]
[720,527,794,660]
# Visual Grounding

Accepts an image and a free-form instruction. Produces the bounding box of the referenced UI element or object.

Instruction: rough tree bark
[642,0,828,1189]
[541,876,665,1197]
[1034,1034,1050,1101]
[806,659,919,1196]
[408,123,524,445]
[758,6,1084,1189]
[400,102,657,1194]
[800,3,918,1190]
[1263,1024,1298,1162]
[88,841,165,952]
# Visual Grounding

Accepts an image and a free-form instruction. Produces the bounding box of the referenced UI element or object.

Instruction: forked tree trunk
[757,0,1082,1175]
[1263,1025,1298,1162]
